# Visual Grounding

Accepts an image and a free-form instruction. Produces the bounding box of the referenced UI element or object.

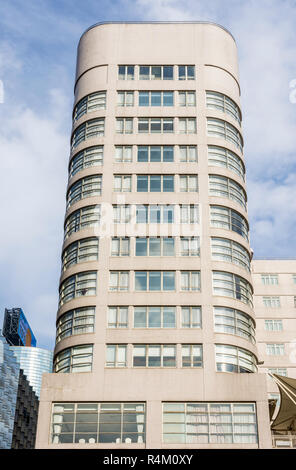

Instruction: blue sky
[0,0,296,350]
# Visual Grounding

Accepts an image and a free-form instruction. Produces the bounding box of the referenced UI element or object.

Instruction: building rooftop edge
[79,21,236,45]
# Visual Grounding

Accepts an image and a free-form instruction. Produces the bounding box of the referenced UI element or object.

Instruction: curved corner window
[67,175,102,208]
[207,118,243,152]
[56,307,95,343]
[73,92,106,122]
[214,306,255,343]
[211,237,250,272]
[212,271,253,306]
[209,175,247,209]
[208,146,244,180]
[210,205,249,240]
[64,205,101,239]
[62,238,99,272]
[59,271,97,306]
[72,119,105,149]
[215,344,257,373]
[54,344,93,373]
[206,91,241,125]
[69,147,103,178]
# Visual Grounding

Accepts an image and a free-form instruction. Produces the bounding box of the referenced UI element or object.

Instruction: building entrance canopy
[270,374,296,431]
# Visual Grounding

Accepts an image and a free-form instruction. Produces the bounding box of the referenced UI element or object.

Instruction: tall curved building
[36,22,271,448]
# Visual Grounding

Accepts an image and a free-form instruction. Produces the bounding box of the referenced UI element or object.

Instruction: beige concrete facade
[35,22,272,449]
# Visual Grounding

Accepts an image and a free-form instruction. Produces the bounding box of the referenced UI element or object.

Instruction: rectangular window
[137,145,174,162]
[163,402,258,444]
[133,345,176,367]
[138,118,174,133]
[113,175,132,192]
[261,274,279,285]
[179,146,197,162]
[182,345,203,367]
[178,91,196,106]
[263,297,281,308]
[117,91,134,106]
[106,345,127,367]
[51,402,145,444]
[115,146,132,162]
[116,118,133,134]
[113,205,131,223]
[107,307,128,328]
[139,91,174,106]
[135,271,175,291]
[181,307,202,328]
[180,271,201,291]
[268,368,287,377]
[179,118,196,134]
[137,175,174,192]
[266,344,285,356]
[118,65,134,80]
[180,205,199,224]
[180,237,200,256]
[139,65,174,80]
[109,271,129,291]
[178,65,195,80]
[264,320,283,331]
[136,205,174,224]
[111,238,130,256]
[179,175,198,192]
[134,307,176,328]
[135,238,175,256]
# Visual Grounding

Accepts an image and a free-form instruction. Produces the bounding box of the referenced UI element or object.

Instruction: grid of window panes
[266,344,285,355]
[67,175,102,208]
[108,307,128,328]
[211,237,250,271]
[109,271,129,291]
[118,65,135,80]
[137,175,174,192]
[214,307,255,343]
[135,237,175,256]
[181,307,202,328]
[268,368,287,377]
[56,307,95,343]
[180,205,199,223]
[180,237,200,256]
[182,345,203,367]
[178,65,195,80]
[133,345,176,367]
[117,91,134,106]
[209,175,247,209]
[208,146,244,180]
[179,146,197,162]
[111,237,130,256]
[137,145,174,162]
[215,344,257,373]
[179,118,197,134]
[59,271,97,306]
[115,146,133,162]
[72,119,104,149]
[207,118,243,152]
[136,205,174,223]
[264,320,283,331]
[135,271,175,291]
[139,65,173,80]
[54,345,93,373]
[261,274,279,285]
[134,307,176,328]
[106,345,127,367]
[64,205,101,238]
[263,296,281,308]
[73,92,106,121]
[212,271,253,306]
[206,91,241,125]
[162,402,257,444]
[210,206,249,240]
[113,175,132,192]
[113,205,131,223]
[138,118,174,133]
[69,147,103,178]
[180,175,198,192]
[179,91,196,106]
[180,271,201,291]
[139,91,174,106]
[51,402,145,444]
[116,118,133,134]
[62,238,99,271]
